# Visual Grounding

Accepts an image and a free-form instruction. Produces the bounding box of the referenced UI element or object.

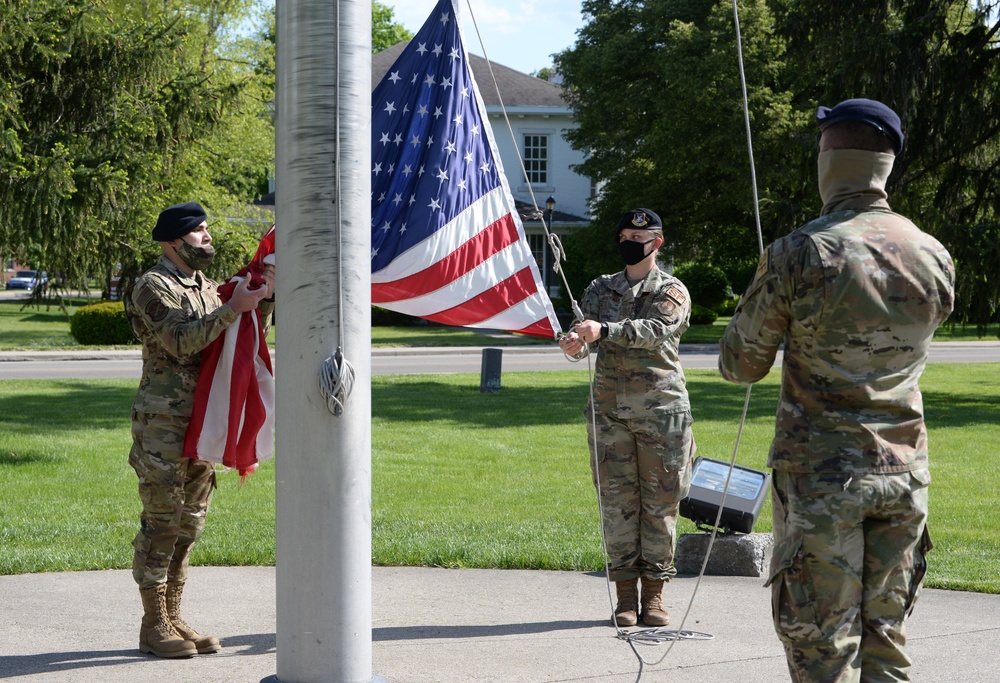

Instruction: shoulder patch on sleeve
[664,284,687,305]
[145,300,168,323]
[657,298,677,316]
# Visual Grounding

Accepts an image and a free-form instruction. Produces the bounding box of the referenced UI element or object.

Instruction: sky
[385,0,587,75]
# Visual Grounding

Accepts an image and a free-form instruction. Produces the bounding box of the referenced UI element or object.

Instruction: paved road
[0,341,997,380]
[0,345,718,379]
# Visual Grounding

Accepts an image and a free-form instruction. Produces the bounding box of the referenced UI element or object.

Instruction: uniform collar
[611,265,664,294]
[157,255,202,287]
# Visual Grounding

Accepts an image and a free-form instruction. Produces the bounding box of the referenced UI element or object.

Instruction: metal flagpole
[272,0,381,681]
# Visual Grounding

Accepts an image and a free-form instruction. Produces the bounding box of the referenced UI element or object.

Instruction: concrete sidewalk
[1,566,997,683]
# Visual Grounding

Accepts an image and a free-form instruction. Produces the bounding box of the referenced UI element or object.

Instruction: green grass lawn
[2,295,997,350]
[1,364,997,593]
[0,295,718,349]
[0,295,88,349]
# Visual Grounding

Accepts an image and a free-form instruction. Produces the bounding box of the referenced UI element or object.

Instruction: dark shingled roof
[514,200,588,224]
[372,42,567,108]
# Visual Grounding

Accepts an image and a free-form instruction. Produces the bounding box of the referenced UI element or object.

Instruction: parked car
[5,270,48,291]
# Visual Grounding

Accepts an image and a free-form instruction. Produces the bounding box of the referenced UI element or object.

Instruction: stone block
[675,532,773,577]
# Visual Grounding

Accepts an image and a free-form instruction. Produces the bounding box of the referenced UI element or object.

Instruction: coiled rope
[319,0,355,417]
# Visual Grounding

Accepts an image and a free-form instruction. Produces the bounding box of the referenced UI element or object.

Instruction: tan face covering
[817,149,895,214]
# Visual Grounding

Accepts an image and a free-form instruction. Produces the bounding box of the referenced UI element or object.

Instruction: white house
[372,42,591,297]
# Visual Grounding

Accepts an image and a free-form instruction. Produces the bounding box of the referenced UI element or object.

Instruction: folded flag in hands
[184,225,276,479]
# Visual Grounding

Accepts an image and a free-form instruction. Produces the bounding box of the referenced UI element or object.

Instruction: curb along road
[2,343,997,380]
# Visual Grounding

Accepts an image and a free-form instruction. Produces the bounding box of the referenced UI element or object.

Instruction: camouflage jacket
[719,204,955,474]
[580,265,692,418]
[125,256,243,416]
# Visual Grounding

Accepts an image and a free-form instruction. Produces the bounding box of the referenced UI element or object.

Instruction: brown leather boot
[640,577,670,626]
[613,578,639,627]
[165,582,221,654]
[139,586,197,658]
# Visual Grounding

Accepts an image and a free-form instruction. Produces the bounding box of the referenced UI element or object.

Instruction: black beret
[615,208,662,242]
[815,98,904,154]
[152,202,207,242]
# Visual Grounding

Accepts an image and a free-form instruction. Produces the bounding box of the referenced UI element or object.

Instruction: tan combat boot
[640,577,670,626]
[165,582,221,654]
[139,585,197,658]
[613,578,639,627]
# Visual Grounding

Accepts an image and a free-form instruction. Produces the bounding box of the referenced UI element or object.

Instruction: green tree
[559,222,625,309]
[772,0,1000,331]
[373,1,413,53]
[0,0,274,299]
[556,0,805,270]
[557,0,1000,330]
[531,66,557,81]
[107,0,277,280]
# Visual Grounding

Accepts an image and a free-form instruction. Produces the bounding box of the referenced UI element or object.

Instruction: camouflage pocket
[657,410,694,472]
[767,529,818,632]
[910,467,932,488]
[789,471,853,498]
[765,526,804,587]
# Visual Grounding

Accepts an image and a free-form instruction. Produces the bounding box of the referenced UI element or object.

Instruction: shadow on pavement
[373,618,607,641]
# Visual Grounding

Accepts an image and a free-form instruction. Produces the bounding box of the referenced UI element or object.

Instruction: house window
[528,233,546,270]
[524,134,548,184]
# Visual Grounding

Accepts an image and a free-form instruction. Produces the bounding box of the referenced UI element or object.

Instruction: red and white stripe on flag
[370,0,561,339]
[184,226,276,478]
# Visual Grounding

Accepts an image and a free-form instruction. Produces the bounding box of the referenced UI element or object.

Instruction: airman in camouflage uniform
[125,202,274,658]
[560,208,696,628]
[718,100,955,682]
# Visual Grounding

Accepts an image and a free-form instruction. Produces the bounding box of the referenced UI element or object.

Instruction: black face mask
[618,238,654,266]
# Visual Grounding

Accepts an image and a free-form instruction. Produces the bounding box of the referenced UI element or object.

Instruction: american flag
[371,0,561,339]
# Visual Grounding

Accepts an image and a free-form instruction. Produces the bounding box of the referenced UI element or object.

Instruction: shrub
[70,301,136,346]
[722,258,760,296]
[717,296,740,316]
[674,262,731,311]
[372,306,426,327]
[689,303,718,325]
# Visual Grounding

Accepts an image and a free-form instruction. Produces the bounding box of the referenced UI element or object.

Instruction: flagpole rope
[464,0,766,679]
[734,0,766,257]
[320,0,354,417]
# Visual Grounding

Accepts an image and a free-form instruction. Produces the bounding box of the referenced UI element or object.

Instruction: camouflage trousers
[587,410,695,582]
[767,468,932,683]
[129,410,217,590]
